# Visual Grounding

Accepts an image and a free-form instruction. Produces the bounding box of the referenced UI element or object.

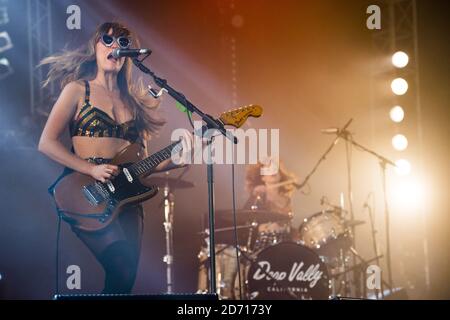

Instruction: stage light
[391,78,408,95]
[395,159,411,176]
[390,106,405,123]
[391,178,424,214]
[0,57,13,80]
[392,51,409,68]
[392,134,408,151]
[0,30,13,53]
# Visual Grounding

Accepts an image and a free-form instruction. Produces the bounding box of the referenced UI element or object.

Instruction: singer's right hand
[89,164,120,183]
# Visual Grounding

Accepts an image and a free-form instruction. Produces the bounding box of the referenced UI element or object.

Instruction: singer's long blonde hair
[39,21,165,139]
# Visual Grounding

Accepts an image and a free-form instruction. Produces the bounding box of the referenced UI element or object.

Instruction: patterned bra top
[70,80,139,143]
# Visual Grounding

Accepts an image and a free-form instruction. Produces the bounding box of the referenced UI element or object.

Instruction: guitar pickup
[82,183,108,206]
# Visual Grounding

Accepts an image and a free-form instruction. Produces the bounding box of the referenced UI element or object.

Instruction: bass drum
[246,242,330,300]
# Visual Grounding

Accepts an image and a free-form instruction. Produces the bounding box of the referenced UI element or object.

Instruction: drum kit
[149,163,380,300]
[197,205,372,300]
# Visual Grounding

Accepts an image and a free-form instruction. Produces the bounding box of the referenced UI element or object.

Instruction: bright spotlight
[392,134,408,151]
[390,178,425,213]
[391,78,408,95]
[395,159,411,176]
[392,51,409,68]
[390,106,405,123]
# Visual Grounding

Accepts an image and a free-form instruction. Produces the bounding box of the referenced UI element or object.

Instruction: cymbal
[144,176,195,189]
[214,209,290,225]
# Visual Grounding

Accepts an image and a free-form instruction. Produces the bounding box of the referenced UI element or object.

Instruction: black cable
[55,212,62,298]
[230,144,243,300]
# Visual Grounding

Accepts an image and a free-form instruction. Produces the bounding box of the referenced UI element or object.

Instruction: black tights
[73,205,144,294]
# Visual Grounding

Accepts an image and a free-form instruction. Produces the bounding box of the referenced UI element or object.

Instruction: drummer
[244,157,298,245]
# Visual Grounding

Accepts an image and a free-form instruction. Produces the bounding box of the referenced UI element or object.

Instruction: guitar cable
[231,147,243,300]
[55,210,62,298]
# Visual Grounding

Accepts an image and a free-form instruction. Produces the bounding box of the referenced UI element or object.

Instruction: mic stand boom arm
[296,118,353,191]
[132,58,237,143]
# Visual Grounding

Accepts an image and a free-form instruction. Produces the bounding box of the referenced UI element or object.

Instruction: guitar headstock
[219,104,263,128]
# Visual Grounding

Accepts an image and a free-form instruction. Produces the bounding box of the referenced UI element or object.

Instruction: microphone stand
[336,132,395,293]
[132,58,238,296]
[340,128,359,297]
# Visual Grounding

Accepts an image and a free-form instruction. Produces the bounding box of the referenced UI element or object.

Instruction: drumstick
[265,179,301,189]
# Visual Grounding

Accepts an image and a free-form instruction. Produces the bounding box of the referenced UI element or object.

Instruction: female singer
[38,22,186,293]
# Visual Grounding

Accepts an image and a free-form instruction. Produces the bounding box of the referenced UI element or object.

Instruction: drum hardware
[214,209,291,226]
[343,219,366,228]
[330,253,384,278]
[198,224,256,236]
[364,192,384,298]
[147,169,194,294]
[197,244,245,299]
[201,209,291,252]
[329,251,388,299]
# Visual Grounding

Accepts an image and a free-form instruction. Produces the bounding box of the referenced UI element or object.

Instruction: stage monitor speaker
[332,287,409,300]
[54,293,218,300]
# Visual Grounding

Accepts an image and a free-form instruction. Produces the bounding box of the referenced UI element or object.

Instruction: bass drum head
[247,242,330,300]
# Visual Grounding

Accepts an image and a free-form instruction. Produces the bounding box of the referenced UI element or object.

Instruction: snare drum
[253,222,291,252]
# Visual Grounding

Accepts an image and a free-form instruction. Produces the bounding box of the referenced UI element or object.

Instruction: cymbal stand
[162,172,175,293]
[349,247,392,299]
[336,133,396,292]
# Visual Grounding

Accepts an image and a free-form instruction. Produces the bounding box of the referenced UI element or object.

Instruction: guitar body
[53,143,158,232]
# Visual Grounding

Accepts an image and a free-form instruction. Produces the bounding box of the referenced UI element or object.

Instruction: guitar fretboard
[129,140,182,176]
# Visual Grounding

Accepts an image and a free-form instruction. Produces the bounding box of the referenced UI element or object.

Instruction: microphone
[321,128,340,134]
[109,48,151,59]
[321,118,354,135]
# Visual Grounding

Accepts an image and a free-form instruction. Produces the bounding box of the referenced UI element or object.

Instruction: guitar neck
[129,140,182,177]
[127,105,262,177]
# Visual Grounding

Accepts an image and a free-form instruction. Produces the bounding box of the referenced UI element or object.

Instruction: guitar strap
[48,147,76,298]
[47,146,75,198]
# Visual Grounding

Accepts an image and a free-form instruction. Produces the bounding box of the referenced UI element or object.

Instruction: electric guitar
[52,104,262,232]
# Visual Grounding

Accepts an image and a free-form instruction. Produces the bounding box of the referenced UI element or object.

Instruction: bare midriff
[72,136,131,159]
